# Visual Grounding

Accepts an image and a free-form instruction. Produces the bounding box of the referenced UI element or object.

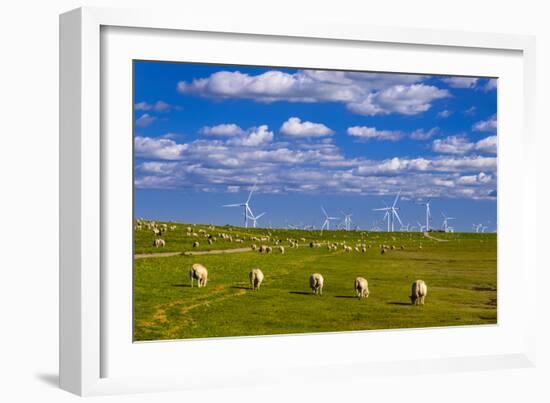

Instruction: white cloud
[135,113,156,128]
[227,125,274,147]
[200,123,245,136]
[347,84,449,116]
[484,79,497,91]
[464,106,477,116]
[347,126,402,141]
[280,117,334,137]
[134,100,176,112]
[135,136,188,160]
[437,110,452,118]
[432,135,474,154]
[355,157,431,174]
[442,77,479,88]
[178,70,448,116]
[133,130,497,200]
[475,135,497,154]
[473,115,497,132]
[458,172,493,185]
[410,127,439,141]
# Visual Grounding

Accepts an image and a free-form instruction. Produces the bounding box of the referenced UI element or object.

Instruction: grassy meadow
[133,222,497,341]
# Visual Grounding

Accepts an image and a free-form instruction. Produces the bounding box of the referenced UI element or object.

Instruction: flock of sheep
[138,220,429,305]
[137,219,422,255]
[188,263,428,305]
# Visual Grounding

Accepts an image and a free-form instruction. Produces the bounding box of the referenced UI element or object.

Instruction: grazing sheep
[193,241,200,248]
[355,277,369,299]
[208,239,213,245]
[187,227,192,232]
[251,244,257,251]
[249,268,264,291]
[410,280,428,305]
[309,273,324,296]
[279,245,285,254]
[266,246,273,254]
[189,263,208,288]
[152,228,161,236]
[380,248,386,255]
[361,247,366,253]
[154,239,165,248]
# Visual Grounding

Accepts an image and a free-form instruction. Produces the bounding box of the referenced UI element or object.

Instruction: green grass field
[134,222,497,341]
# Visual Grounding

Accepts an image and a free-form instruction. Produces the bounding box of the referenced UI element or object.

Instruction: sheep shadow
[333,295,356,299]
[387,301,411,306]
[289,291,314,296]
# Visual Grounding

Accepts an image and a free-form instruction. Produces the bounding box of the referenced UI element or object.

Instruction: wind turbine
[417,221,426,232]
[321,206,339,233]
[247,211,266,228]
[222,183,257,228]
[417,199,432,232]
[473,223,483,233]
[441,212,455,233]
[373,191,403,232]
[340,211,353,231]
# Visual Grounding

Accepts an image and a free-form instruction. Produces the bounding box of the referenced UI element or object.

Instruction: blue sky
[133,61,497,232]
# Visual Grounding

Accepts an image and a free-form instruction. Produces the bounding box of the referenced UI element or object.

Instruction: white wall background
[0,1,547,401]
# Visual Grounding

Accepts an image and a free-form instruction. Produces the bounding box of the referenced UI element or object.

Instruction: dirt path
[423,232,449,242]
[135,247,253,259]
[134,251,183,259]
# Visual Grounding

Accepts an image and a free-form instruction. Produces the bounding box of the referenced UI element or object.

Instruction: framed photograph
[60,7,537,396]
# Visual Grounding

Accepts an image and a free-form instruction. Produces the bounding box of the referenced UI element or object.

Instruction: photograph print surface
[133,61,497,341]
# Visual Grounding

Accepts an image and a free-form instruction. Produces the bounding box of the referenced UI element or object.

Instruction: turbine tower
[441,212,455,233]
[321,206,339,233]
[222,183,257,228]
[418,199,432,232]
[373,191,403,232]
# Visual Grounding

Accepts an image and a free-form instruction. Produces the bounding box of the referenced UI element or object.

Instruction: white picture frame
[60,6,537,396]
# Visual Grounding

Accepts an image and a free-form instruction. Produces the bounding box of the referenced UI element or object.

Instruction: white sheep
[193,241,200,248]
[249,268,264,291]
[279,245,285,254]
[410,280,428,305]
[355,277,369,299]
[189,263,208,288]
[309,273,324,296]
[153,239,165,248]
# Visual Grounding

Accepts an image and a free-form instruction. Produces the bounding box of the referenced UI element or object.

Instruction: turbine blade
[392,190,401,208]
[393,210,403,226]
[223,203,242,207]
[246,184,256,204]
